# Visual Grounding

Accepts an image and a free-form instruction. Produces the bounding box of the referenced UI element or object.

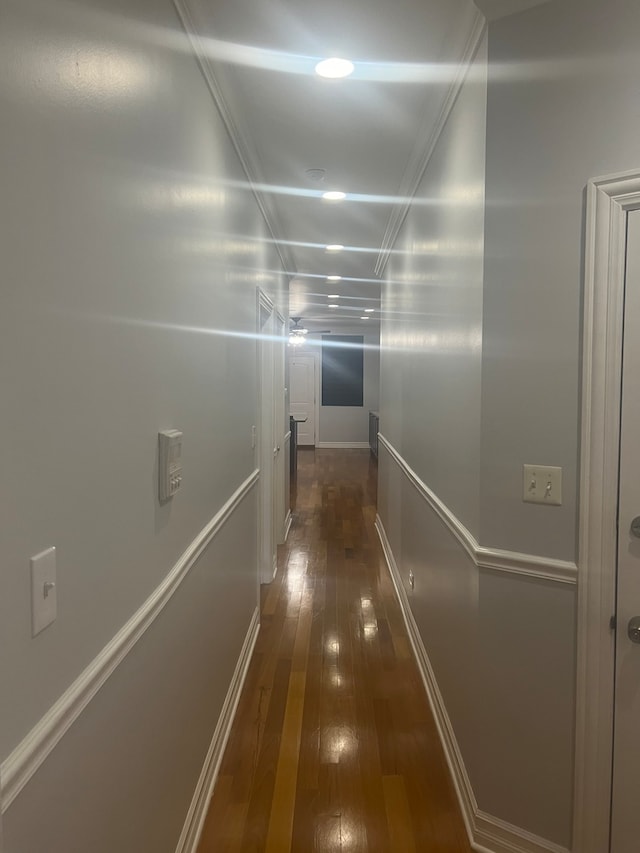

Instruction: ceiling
[180,0,543,333]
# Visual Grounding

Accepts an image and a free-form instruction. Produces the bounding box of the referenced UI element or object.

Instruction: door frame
[574,169,640,852]
[257,288,277,584]
[273,310,287,545]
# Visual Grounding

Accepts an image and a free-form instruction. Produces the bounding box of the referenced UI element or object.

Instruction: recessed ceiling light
[315,58,354,79]
[364,308,374,313]
[360,316,370,320]
[322,191,346,201]
[327,294,340,299]
[329,304,339,308]
[327,275,342,281]
[325,244,344,252]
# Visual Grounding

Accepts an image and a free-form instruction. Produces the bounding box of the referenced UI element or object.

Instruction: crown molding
[375,7,487,277]
[172,0,296,277]
[472,0,553,22]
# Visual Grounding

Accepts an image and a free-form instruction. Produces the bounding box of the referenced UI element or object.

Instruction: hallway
[197,449,471,853]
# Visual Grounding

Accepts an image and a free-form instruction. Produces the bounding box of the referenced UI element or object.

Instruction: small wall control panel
[159,430,183,501]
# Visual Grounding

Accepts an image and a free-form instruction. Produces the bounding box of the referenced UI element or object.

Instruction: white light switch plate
[523,464,562,505]
[31,546,57,636]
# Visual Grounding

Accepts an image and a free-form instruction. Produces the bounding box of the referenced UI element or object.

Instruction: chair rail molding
[573,169,640,853]
[377,434,577,585]
[0,469,260,814]
[375,517,569,853]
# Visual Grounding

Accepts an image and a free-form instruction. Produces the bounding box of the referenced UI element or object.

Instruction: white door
[274,313,286,544]
[258,295,276,583]
[289,354,316,446]
[611,207,640,851]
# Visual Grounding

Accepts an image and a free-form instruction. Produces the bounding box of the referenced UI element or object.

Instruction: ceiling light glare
[327,275,342,281]
[322,191,346,201]
[325,244,344,252]
[364,308,374,313]
[327,294,340,299]
[329,304,339,308]
[315,58,354,79]
[360,316,370,320]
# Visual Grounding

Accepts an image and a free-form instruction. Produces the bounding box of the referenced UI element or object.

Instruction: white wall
[480,0,640,559]
[0,0,286,850]
[475,0,640,837]
[379,26,575,850]
[380,0,640,848]
[379,23,490,819]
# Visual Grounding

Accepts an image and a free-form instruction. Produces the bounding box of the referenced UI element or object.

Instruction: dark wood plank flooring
[197,448,472,853]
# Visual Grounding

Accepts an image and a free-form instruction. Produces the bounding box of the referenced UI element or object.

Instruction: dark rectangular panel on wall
[322,335,364,406]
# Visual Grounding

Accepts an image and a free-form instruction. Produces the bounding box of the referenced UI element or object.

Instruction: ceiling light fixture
[329,304,339,308]
[364,308,374,313]
[325,244,344,252]
[327,294,340,299]
[327,275,342,281]
[305,168,326,182]
[315,58,354,79]
[360,316,370,320]
[322,191,346,201]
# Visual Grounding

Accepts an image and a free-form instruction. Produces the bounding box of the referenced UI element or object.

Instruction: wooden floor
[197,448,472,853]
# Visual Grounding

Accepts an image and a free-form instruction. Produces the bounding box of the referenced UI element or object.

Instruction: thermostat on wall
[159,430,183,501]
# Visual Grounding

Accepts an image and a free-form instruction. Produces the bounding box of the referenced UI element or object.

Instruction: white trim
[175,607,260,853]
[0,469,260,813]
[378,434,577,585]
[473,0,553,21]
[574,171,640,853]
[284,430,292,443]
[283,510,293,542]
[316,441,370,449]
[171,0,294,276]
[375,517,569,853]
[375,9,486,276]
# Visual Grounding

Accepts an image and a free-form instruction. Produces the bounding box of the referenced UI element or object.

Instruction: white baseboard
[375,516,569,853]
[1,470,259,814]
[175,607,260,853]
[283,510,292,542]
[316,441,370,449]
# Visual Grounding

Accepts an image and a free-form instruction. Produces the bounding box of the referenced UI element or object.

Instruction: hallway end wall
[290,327,380,447]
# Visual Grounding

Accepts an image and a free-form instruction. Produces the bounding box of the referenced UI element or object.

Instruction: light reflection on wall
[180,237,261,258]
[383,325,482,355]
[23,44,153,105]
[154,184,228,210]
[410,238,484,257]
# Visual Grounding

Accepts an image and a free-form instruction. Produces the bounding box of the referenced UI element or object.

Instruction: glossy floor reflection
[197,448,471,852]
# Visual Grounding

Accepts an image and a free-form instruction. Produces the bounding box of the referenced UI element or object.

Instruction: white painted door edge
[574,169,640,853]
